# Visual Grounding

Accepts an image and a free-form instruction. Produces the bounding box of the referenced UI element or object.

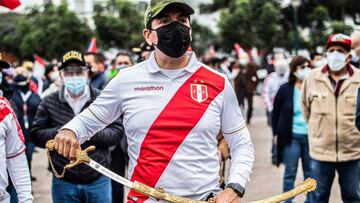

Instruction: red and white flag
[87,37,97,53]
[33,54,46,94]
[0,0,21,10]
[234,43,246,59]
[34,54,46,67]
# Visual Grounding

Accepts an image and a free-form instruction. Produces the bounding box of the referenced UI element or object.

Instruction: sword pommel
[45,139,96,178]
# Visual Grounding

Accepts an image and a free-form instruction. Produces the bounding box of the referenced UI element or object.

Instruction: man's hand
[54,129,80,161]
[214,188,241,203]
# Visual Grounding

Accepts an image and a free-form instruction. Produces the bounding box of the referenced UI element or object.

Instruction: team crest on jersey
[190,82,208,103]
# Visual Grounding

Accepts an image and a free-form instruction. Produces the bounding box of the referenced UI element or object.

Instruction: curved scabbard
[133,178,316,203]
[133,181,214,203]
[45,139,317,203]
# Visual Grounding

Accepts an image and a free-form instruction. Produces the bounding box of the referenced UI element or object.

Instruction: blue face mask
[63,76,87,96]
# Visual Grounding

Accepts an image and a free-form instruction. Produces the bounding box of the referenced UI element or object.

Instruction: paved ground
[31,96,341,203]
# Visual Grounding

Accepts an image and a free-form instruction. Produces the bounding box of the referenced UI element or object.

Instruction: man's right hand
[54,129,80,161]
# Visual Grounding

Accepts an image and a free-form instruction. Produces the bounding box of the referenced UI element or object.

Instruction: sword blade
[85,159,134,188]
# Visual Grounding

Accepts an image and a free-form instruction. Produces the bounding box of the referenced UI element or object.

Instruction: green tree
[217,0,284,51]
[93,0,144,50]
[307,5,330,49]
[330,21,354,35]
[190,19,217,55]
[0,13,23,56]
[1,1,92,60]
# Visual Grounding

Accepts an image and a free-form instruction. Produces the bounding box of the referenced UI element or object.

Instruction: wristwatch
[226,183,245,198]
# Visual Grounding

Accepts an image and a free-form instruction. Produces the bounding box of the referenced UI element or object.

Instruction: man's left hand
[214,188,241,203]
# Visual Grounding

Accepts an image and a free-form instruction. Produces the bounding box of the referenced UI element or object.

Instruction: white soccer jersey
[63,52,254,202]
[0,97,32,203]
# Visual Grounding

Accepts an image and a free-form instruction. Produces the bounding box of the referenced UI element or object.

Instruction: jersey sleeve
[5,109,26,159]
[220,79,254,188]
[62,77,123,144]
[220,79,245,134]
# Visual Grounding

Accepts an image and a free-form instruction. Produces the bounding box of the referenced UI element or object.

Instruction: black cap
[59,50,86,70]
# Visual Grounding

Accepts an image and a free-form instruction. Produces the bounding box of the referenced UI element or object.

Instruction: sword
[45,140,316,203]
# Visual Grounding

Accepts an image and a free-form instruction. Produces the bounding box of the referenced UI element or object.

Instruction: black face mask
[152,21,191,58]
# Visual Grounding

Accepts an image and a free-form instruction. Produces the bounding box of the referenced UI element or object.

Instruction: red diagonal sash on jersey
[128,67,225,203]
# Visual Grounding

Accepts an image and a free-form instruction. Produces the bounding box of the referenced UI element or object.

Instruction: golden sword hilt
[45,139,317,203]
[45,139,96,178]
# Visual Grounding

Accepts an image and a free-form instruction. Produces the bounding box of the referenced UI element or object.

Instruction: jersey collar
[147,51,198,74]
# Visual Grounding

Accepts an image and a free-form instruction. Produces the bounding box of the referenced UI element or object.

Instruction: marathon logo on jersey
[134,86,164,92]
[190,81,208,103]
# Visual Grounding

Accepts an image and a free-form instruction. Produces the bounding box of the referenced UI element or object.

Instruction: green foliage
[93,0,144,50]
[218,0,284,51]
[0,1,92,60]
[190,19,217,55]
[307,5,330,49]
[0,13,23,55]
[330,21,354,35]
[201,0,359,51]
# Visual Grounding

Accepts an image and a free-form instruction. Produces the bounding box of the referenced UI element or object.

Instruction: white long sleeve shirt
[0,97,32,203]
[63,52,254,202]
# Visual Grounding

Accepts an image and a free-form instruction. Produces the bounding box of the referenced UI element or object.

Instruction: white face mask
[313,59,326,69]
[326,51,347,72]
[294,67,311,81]
[351,50,359,63]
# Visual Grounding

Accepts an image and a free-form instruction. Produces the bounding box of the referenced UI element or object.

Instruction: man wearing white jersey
[53,1,254,203]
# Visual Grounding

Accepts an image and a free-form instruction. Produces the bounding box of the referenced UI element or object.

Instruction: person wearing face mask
[10,67,41,183]
[310,51,327,69]
[271,56,312,203]
[108,51,134,80]
[52,1,254,203]
[302,33,360,203]
[219,57,240,87]
[261,58,289,165]
[84,52,107,90]
[30,51,124,203]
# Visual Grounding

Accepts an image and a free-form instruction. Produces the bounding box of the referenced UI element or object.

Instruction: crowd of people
[1,0,360,203]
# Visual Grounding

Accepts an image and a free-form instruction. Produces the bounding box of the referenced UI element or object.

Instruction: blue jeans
[311,159,360,203]
[52,175,112,203]
[282,135,311,203]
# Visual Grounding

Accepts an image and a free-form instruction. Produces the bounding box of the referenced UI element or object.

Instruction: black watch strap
[226,183,245,198]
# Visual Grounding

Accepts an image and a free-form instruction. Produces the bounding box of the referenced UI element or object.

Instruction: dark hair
[310,52,322,60]
[219,57,228,64]
[84,52,106,64]
[289,56,310,83]
[115,51,134,65]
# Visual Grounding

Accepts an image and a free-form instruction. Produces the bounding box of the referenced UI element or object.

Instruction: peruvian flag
[0,0,21,10]
[234,43,247,59]
[87,37,97,53]
[33,54,46,94]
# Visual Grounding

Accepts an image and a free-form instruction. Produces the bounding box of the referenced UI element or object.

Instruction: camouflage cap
[144,0,194,28]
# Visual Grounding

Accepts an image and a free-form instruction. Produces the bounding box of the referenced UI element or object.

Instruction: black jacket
[11,88,42,142]
[271,82,295,165]
[31,87,124,184]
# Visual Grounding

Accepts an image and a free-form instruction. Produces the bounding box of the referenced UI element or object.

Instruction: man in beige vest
[302,33,360,203]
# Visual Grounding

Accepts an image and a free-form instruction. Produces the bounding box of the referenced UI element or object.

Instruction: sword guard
[45,139,96,178]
